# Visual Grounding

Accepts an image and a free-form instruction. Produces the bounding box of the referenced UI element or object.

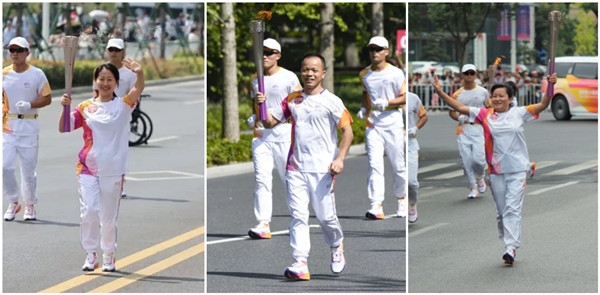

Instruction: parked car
[409,61,443,75]
[548,56,598,120]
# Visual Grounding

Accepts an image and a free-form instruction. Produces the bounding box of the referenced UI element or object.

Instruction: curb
[206,143,367,179]
[51,75,203,97]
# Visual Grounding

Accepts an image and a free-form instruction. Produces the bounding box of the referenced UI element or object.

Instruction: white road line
[408,223,449,237]
[426,170,463,180]
[183,100,203,105]
[207,225,321,245]
[531,160,561,170]
[147,136,179,143]
[528,181,579,195]
[545,160,598,175]
[418,163,456,174]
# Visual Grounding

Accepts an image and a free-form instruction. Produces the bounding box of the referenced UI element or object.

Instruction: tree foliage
[573,7,598,56]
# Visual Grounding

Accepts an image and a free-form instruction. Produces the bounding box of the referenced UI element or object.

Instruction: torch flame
[256,10,272,21]
[492,55,506,67]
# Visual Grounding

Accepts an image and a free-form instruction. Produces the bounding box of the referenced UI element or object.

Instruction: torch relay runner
[59,58,145,272]
[256,53,353,280]
[432,70,557,265]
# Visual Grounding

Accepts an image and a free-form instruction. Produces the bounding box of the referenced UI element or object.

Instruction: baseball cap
[106,38,124,49]
[367,36,389,48]
[8,37,29,49]
[461,64,477,73]
[263,38,281,52]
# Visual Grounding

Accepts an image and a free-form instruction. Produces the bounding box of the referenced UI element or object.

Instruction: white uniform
[469,105,538,252]
[250,67,300,224]
[452,86,488,190]
[407,92,426,206]
[68,95,135,254]
[359,63,407,206]
[2,64,52,205]
[270,89,353,262]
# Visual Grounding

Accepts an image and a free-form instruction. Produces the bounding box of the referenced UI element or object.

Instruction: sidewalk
[206,143,367,179]
[51,74,203,97]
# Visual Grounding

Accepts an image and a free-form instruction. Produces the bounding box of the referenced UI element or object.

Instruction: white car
[410,61,444,75]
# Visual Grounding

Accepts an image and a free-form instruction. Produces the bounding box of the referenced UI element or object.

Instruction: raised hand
[123,58,142,73]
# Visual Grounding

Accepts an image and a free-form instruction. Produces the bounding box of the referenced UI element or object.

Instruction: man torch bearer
[249,11,272,120]
[62,36,78,132]
[547,11,562,98]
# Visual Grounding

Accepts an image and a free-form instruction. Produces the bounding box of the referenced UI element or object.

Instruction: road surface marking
[545,160,597,175]
[88,243,204,293]
[408,223,449,238]
[39,227,203,293]
[207,225,321,245]
[426,170,463,180]
[528,181,579,196]
[418,163,455,174]
[184,100,203,105]
[125,170,203,181]
[147,136,179,143]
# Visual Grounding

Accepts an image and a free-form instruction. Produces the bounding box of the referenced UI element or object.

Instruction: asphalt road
[407,110,598,293]
[3,78,205,293]
[207,146,406,292]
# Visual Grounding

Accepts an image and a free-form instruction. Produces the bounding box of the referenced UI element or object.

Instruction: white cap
[367,36,389,48]
[461,64,477,73]
[106,38,124,49]
[8,37,29,49]
[263,38,281,52]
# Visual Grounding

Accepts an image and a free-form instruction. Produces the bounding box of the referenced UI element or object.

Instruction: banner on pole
[497,8,511,41]
[517,6,530,41]
[396,29,406,55]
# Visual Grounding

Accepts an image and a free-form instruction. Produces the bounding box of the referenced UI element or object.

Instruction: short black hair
[491,83,513,98]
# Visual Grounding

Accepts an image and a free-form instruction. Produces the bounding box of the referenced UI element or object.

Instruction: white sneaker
[408,207,418,223]
[365,203,385,220]
[330,243,346,274]
[4,202,21,221]
[248,222,271,239]
[396,198,407,217]
[102,252,116,272]
[467,189,478,199]
[23,205,36,221]
[82,252,98,271]
[284,260,310,280]
[477,178,487,194]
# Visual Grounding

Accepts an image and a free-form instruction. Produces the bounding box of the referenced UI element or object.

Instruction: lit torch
[547,11,562,98]
[62,36,79,132]
[249,10,272,120]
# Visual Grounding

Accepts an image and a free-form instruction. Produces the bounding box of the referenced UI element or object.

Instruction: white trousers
[3,133,39,205]
[456,129,487,190]
[407,138,419,205]
[286,170,343,262]
[489,171,526,251]
[251,138,290,224]
[366,127,407,206]
[79,174,123,254]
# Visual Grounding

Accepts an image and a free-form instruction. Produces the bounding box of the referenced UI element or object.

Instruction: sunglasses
[107,47,123,52]
[8,47,27,53]
[263,50,278,56]
[463,71,476,76]
[368,46,385,53]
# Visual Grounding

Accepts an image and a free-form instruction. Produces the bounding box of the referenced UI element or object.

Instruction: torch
[62,36,79,132]
[547,11,562,98]
[249,10,272,120]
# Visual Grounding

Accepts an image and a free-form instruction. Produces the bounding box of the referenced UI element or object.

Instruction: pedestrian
[3,37,52,222]
[406,91,428,224]
[432,71,557,265]
[93,38,137,198]
[448,64,489,199]
[59,59,145,272]
[256,53,353,280]
[246,38,301,239]
[506,80,537,178]
[357,36,407,219]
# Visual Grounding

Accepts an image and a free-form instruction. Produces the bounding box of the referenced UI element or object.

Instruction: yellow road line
[88,242,205,293]
[39,227,204,293]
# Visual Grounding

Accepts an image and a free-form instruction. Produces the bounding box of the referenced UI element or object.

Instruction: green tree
[573,8,598,56]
